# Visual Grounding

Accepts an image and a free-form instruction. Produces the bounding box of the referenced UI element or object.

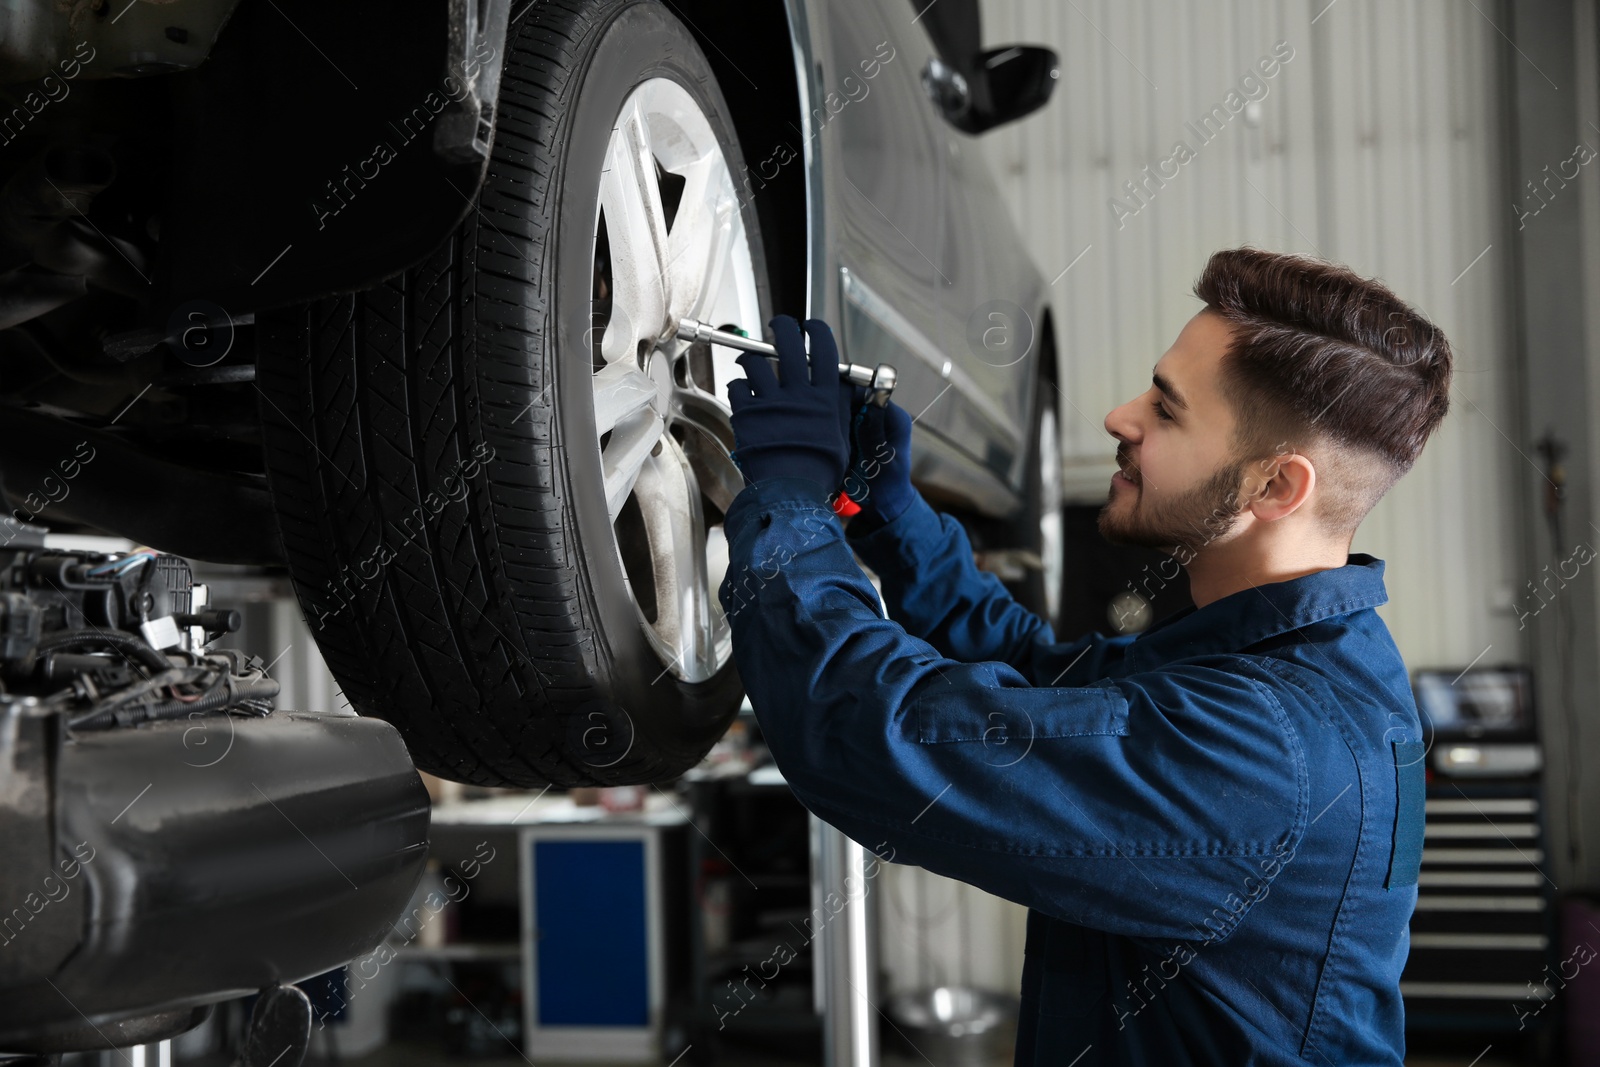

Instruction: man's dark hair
[1194,247,1453,531]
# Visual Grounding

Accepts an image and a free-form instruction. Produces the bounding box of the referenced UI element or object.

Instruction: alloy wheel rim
[588,78,760,683]
[1039,401,1063,625]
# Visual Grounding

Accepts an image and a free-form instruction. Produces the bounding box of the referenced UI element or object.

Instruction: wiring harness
[0,546,277,733]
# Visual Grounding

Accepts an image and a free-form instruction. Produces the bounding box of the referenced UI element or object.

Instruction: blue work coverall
[718,477,1427,1066]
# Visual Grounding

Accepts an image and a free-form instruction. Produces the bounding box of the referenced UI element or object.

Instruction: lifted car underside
[0,0,806,564]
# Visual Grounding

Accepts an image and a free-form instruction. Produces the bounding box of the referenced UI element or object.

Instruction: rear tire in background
[981,355,1064,630]
[257,0,766,786]
[1035,374,1065,629]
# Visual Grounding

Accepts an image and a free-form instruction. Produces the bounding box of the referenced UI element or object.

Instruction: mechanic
[718,247,1452,1066]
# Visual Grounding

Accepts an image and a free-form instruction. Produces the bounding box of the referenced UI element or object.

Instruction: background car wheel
[981,361,1063,628]
[1036,382,1065,628]
[256,0,766,786]
[1015,376,1064,627]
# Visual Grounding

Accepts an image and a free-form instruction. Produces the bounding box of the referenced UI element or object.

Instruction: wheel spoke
[602,407,666,523]
[600,97,671,363]
[593,360,661,437]
[633,435,724,680]
[666,157,737,323]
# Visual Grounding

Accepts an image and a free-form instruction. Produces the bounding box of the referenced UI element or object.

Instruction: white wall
[879,0,1527,999]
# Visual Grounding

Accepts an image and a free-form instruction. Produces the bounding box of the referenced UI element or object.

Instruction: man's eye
[1151,399,1174,422]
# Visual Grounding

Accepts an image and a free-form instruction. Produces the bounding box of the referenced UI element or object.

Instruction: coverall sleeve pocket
[1385,739,1426,889]
[915,681,1129,744]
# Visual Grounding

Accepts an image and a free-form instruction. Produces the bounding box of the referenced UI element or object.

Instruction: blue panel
[534,839,649,1026]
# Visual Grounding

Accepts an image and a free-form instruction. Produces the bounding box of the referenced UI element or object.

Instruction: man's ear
[1244,451,1316,522]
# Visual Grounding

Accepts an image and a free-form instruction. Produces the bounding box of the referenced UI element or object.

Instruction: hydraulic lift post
[813,819,880,1067]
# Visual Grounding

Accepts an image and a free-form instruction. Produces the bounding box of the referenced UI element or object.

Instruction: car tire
[1034,372,1065,629]
[986,360,1064,629]
[256,0,766,786]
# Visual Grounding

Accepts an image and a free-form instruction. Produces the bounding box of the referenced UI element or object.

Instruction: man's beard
[1098,449,1249,560]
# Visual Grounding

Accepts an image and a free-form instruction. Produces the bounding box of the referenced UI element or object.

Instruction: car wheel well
[672,0,808,318]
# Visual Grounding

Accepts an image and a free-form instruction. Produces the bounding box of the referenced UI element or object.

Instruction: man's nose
[1104,397,1141,444]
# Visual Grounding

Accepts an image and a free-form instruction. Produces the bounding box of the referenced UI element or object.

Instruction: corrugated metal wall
[878,0,1525,1000]
[978,0,1520,673]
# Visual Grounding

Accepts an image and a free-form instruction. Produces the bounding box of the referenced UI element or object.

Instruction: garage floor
[299,1041,1014,1066]
[314,1049,960,1066]
[295,1039,1526,1067]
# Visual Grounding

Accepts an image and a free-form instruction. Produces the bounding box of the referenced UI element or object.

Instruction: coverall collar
[1123,553,1388,672]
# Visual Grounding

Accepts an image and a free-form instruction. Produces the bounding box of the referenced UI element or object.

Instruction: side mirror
[978,45,1059,128]
[923,45,1059,135]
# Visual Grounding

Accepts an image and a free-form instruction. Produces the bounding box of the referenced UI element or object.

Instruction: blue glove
[727,316,854,492]
[841,397,915,531]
